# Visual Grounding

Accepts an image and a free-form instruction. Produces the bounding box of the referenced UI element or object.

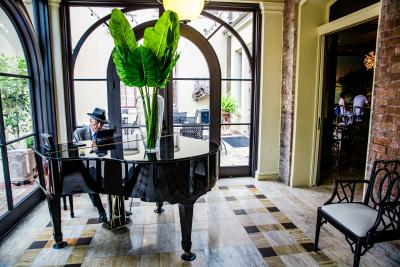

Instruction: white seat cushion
[321,203,385,237]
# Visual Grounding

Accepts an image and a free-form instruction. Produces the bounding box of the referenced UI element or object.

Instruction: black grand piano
[34,134,219,261]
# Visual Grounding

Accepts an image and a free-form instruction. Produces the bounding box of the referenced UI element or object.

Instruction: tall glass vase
[136,91,164,153]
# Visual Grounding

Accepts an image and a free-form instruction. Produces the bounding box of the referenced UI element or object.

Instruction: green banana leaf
[109,9,137,53]
[109,9,180,89]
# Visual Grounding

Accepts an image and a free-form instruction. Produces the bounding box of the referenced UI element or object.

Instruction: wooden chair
[315,160,400,267]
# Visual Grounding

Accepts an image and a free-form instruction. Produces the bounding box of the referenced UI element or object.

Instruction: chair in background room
[315,159,400,267]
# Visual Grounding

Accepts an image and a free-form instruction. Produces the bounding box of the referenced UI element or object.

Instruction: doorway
[318,19,378,185]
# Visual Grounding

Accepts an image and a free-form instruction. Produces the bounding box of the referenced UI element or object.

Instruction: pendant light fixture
[158,0,209,22]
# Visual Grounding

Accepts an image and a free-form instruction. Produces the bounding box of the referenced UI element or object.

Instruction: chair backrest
[173,112,187,124]
[365,160,400,208]
[180,125,203,139]
[353,106,364,122]
[41,133,56,152]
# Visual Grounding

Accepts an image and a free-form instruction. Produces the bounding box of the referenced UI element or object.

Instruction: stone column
[256,2,284,180]
[48,0,68,143]
[278,0,298,185]
[367,0,400,174]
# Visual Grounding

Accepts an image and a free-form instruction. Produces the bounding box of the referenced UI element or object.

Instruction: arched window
[65,3,261,177]
[0,1,47,238]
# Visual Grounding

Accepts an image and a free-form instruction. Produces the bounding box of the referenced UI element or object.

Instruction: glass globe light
[160,0,208,22]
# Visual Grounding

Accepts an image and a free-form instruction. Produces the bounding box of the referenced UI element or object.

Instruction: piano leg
[178,203,196,261]
[154,201,165,213]
[47,195,68,249]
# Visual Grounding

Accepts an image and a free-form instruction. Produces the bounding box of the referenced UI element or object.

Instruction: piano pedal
[104,216,131,230]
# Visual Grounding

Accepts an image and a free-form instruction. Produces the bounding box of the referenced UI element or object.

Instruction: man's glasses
[92,120,105,126]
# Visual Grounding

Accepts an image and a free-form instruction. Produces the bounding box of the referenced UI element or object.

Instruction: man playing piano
[72,107,108,223]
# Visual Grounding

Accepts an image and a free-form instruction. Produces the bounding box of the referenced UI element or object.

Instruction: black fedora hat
[87,107,109,124]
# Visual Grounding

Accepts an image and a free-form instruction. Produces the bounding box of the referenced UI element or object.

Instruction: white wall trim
[260,2,284,13]
[318,2,381,35]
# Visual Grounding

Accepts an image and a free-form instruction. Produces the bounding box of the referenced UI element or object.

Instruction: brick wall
[367,0,400,177]
[279,0,299,185]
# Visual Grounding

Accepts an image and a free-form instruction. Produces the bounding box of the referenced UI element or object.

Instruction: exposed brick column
[367,0,400,175]
[279,0,298,185]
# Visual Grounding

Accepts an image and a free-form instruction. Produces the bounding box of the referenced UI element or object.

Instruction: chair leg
[314,211,322,251]
[353,239,362,267]
[62,196,67,211]
[68,195,74,218]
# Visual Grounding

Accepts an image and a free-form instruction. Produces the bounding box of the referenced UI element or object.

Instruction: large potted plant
[109,9,180,153]
[221,95,237,123]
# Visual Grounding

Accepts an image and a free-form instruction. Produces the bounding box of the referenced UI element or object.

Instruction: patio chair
[314,160,400,267]
[180,124,204,140]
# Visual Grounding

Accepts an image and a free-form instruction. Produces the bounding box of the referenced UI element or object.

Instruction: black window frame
[61,0,261,178]
[0,0,57,240]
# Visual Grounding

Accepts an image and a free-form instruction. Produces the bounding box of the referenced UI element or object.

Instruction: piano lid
[34,135,220,163]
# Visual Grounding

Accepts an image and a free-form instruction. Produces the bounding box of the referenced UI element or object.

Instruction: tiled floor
[0,178,399,267]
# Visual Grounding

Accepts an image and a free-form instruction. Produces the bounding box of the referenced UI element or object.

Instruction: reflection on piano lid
[34,135,220,163]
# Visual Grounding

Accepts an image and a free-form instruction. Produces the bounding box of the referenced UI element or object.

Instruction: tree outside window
[0,54,32,146]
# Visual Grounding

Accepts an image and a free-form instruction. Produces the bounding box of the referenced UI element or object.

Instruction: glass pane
[175,37,209,78]
[220,125,249,167]
[211,10,253,54]
[172,79,210,125]
[70,7,159,48]
[74,81,108,126]
[188,12,253,79]
[0,76,33,142]
[8,138,38,206]
[70,7,114,48]
[188,15,221,39]
[221,80,251,125]
[0,8,28,75]
[0,148,8,216]
[121,83,138,127]
[73,23,114,79]
[207,28,252,79]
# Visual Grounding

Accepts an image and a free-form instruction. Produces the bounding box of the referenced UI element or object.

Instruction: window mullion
[0,95,14,211]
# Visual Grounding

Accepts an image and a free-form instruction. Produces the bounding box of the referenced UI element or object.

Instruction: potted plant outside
[221,95,237,122]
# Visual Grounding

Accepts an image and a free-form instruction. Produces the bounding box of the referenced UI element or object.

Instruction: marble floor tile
[264,255,286,267]
[86,224,144,257]
[193,202,236,221]
[280,252,318,267]
[204,245,267,267]
[82,255,141,267]
[249,213,280,225]
[262,231,298,247]
[196,219,251,248]
[30,246,74,267]
[239,199,264,209]
[141,222,203,254]
[143,204,179,224]
[129,206,146,225]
